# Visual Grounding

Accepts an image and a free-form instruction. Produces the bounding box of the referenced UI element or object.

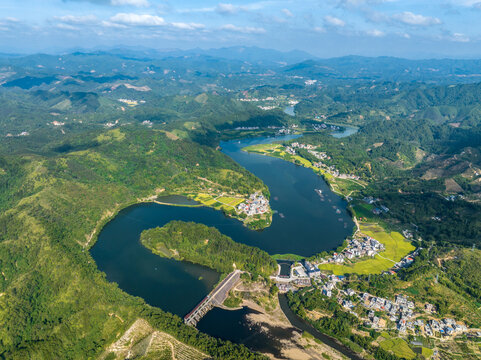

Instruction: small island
[140,220,277,277]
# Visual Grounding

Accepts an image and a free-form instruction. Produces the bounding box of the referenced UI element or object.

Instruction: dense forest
[4,49,481,359]
[0,127,270,359]
[141,221,277,277]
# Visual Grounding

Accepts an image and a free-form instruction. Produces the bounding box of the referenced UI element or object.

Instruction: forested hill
[0,127,268,359]
[294,81,481,130]
[141,221,277,277]
[284,56,481,83]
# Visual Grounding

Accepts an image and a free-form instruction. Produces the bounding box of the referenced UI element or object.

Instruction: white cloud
[392,12,441,26]
[62,0,150,6]
[448,0,481,6]
[366,28,385,37]
[336,0,395,8]
[171,22,205,30]
[450,32,470,42]
[313,26,325,33]
[56,15,98,24]
[216,3,237,14]
[282,8,294,17]
[221,24,266,34]
[109,13,165,26]
[56,23,80,31]
[324,15,345,27]
[111,0,150,6]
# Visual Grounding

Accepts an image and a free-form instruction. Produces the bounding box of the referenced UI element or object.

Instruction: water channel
[91,132,357,357]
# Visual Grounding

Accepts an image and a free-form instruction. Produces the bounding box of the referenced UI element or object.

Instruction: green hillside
[0,127,268,359]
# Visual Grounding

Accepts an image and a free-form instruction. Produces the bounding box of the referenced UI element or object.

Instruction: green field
[193,193,218,206]
[271,253,305,261]
[243,143,281,153]
[216,196,245,208]
[192,193,247,214]
[379,336,416,359]
[318,223,415,275]
[422,347,434,358]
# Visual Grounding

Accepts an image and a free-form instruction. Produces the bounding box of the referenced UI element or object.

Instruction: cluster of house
[239,97,275,102]
[318,236,385,265]
[276,260,326,291]
[444,194,464,202]
[363,294,415,330]
[308,149,329,160]
[355,292,471,337]
[5,131,30,137]
[234,126,260,130]
[312,160,360,180]
[312,123,340,131]
[313,269,476,339]
[118,98,145,106]
[277,128,292,135]
[272,244,470,340]
[286,142,316,155]
[285,146,297,155]
[239,96,296,104]
[373,205,390,215]
[363,197,379,204]
[290,142,316,150]
[258,105,276,110]
[237,192,269,216]
[363,197,390,215]
[423,318,467,337]
[104,119,119,128]
[390,248,422,272]
[320,274,344,298]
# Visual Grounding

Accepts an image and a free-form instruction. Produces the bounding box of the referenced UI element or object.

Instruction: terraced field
[102,319,207,360]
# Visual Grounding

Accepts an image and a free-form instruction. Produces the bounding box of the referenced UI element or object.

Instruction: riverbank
[222,279,350,360]
[243,142,366,199]
[243,141,415,275]
[278,294,364,360]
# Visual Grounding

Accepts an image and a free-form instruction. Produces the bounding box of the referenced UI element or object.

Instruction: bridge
[184,269,241,326]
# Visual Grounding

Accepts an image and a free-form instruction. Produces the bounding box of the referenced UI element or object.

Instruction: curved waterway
[91,134,355,356]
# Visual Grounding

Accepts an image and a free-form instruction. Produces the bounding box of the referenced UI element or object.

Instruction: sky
[1,0,481,58]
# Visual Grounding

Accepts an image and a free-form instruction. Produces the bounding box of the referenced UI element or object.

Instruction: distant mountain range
[3,47,481,85]
[284,56,481,83]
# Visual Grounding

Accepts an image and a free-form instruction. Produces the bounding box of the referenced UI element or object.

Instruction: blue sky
[1,0,481,58]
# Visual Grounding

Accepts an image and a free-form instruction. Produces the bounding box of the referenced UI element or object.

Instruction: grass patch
[379,337,416,359]
[352,202,376,221]
[243,143,281,153]
[216,196,244,207]
[422,347,434,358]
[271,253,304,261]
[224,294,242,308]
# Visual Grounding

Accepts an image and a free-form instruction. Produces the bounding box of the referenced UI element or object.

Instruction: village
[285,142,361,180]
[245,137,479,347]
[273,258,477,341]
[317,235,385,265]
[236,192,269,216]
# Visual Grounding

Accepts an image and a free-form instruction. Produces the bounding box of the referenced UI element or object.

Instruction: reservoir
[91,134,355,355]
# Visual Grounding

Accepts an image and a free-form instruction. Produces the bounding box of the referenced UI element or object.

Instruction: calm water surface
[91,134,355,355]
